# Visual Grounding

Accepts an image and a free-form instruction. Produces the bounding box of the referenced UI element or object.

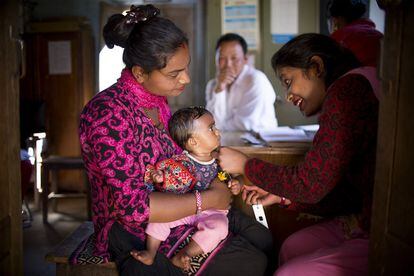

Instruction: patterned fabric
[190,156,219,191]
[144,154,197,194]
[245,72,379,233]
[144,152,219,194]
[78,68,182,261]
[70,234,105,265]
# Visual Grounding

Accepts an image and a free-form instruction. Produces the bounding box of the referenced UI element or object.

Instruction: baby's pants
[146,209,229,253]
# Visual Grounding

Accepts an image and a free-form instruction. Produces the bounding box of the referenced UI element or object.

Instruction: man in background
[205,33,278,132]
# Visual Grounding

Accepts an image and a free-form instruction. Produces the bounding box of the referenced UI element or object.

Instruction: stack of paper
[293,124,319,132]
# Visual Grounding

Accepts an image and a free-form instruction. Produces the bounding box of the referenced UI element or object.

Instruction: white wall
[369,0,385,33]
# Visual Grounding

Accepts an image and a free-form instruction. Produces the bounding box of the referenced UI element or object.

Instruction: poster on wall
[271,0,298,44]
[48,41,72,75]
[222,0,260,51]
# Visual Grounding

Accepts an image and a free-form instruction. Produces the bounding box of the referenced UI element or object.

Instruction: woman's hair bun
[103,4,160,49]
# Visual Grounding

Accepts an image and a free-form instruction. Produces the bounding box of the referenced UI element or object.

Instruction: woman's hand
[228,178,242,195]
[242,185,286,207]
[217,147,249,175]
[214,68,237,92]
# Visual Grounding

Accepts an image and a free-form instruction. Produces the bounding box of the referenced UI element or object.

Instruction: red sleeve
[245,74,376,211]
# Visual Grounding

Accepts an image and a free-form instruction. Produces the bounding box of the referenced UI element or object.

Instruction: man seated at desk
[205,33,278,132]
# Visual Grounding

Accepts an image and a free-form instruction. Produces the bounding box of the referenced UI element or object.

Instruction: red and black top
[245,73,379,232]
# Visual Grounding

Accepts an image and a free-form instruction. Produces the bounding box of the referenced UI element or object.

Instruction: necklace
[142,107,163,130]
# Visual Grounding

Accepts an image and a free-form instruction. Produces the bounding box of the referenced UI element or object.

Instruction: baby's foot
[131,250,156,265]
[171,252,191,271]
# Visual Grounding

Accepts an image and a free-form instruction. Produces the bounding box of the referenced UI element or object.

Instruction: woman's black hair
[271,33,360,87]
[168,106,212,150]
[327,0,367,23]
[103,4,188,73]
[215,33,248,55]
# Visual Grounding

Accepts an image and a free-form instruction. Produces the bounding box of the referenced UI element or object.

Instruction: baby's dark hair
[168,106,212,150]
[103,4,188,73]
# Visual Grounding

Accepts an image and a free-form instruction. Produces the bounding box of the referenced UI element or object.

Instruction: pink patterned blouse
[79,69,182,260]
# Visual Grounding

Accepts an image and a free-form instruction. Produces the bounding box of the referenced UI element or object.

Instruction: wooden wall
[0,0,23,275]
[370,1,414,275]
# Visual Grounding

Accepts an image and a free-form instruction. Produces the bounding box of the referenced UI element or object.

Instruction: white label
[252,204,269,228]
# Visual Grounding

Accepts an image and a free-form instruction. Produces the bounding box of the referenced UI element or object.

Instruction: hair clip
[125,11,138,24]
[125,5,160,25]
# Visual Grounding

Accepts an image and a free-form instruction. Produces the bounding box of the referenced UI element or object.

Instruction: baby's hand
[151,170,164,183]
[228,179,242,195]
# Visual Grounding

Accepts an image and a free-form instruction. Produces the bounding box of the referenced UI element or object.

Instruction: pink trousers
[146,209,229,253]
[275,219,369,276]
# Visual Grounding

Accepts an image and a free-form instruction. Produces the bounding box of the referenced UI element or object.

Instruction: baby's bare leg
[131,236,161,265]
[171,239,204,270]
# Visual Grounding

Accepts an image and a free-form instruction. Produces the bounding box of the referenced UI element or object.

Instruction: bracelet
[194,190,202,214]
[280,196,286,206]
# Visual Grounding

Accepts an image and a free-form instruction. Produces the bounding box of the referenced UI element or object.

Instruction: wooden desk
[41,156,91,223]
[221,132,316,248]
[221,131,310,165]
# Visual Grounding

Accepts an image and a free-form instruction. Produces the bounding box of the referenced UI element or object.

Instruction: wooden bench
[45,221,118,276]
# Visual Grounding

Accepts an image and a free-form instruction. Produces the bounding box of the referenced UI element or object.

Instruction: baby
[133,106,241,270]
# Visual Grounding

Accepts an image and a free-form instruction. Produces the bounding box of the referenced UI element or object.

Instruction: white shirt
[205,65,278,132]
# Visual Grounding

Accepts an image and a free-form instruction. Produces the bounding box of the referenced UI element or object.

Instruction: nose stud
[286,94,294,102]
[178,79,186,84]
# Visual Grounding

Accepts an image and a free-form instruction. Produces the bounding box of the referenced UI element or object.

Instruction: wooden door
[0,0,23,275]
[370,1,414,275]
[20,19,95,191]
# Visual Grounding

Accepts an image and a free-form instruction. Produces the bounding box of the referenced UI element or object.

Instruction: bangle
[194,190,202,214]
[280,197,286,206]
